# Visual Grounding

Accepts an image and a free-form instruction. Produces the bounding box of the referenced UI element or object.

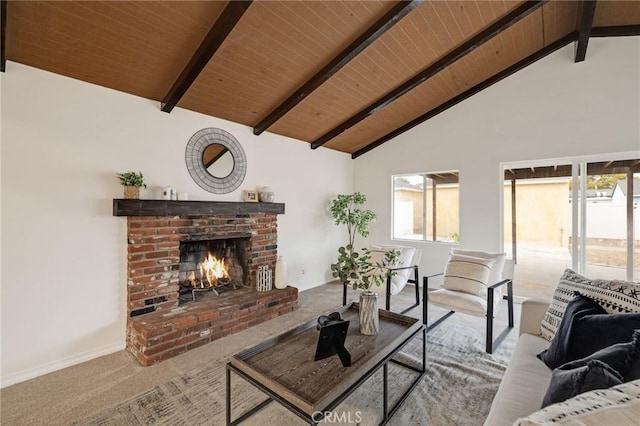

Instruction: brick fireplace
[114,200,298,365]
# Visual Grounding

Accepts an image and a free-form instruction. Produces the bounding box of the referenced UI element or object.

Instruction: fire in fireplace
[178,236,249,304]
[188,253,229,287]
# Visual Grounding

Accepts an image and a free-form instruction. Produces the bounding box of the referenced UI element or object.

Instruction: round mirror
[185,128,247,194]
[203,143,234,178]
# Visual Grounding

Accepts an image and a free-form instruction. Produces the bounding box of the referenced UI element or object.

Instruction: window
[392,172,459,242]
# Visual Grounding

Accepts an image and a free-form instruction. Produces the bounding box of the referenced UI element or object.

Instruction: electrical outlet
[301,268,305,275]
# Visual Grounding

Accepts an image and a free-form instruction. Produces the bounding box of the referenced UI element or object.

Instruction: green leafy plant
[450,232,460,243]
[116,171,147,188]
[329,193,400,291]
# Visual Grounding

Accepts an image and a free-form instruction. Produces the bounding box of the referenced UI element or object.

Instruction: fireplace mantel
[113,199,285,217]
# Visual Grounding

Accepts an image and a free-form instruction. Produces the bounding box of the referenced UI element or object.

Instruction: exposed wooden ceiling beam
[503,160,640,180]
[311,0,548,150]
[252,0,422,136]
[587,160,640,174]
[504,165,573,180]
[425,172,459,184]
[574,1,597,62]
[1,0,7,72]
[352,32,576,159]
[591,25,640,37]
[161,1,252,113]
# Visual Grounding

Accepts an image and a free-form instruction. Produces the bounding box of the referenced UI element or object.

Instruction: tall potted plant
[117,171,146,199]
[330,193,399,335]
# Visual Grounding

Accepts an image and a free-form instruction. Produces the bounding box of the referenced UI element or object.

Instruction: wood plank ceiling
[3,1,639,158]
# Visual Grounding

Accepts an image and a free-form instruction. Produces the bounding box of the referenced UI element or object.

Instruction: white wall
[354,37,640,277]
[0,63,353,386]
[584,202,640,241]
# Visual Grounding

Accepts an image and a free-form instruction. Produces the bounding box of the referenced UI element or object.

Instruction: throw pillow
[450,248,506,285]
[541,359,624,408]
[538,292,607,369]
[558,330,640,382]
[568,313,640,363]
[515,379,640,426]
[540,269,640,341]
[538,292,640,369]
[442,254,495,297]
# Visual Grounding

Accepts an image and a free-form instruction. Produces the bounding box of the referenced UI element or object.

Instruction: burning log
[199,253,230,287]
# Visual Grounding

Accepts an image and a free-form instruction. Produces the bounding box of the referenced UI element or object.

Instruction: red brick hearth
[114,200,298,365]
[129,287,297,365]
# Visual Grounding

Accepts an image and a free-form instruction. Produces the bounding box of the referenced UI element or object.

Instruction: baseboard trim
[1,342,125,389]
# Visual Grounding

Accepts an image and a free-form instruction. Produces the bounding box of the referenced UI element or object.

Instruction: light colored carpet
[74,321,517,426]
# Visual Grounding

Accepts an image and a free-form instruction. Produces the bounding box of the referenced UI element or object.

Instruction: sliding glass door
[503,164,574,300]
[583,164,639,281]
[504,157,638,299]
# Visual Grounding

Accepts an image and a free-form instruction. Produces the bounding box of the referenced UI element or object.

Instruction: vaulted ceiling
[2,1,639,158]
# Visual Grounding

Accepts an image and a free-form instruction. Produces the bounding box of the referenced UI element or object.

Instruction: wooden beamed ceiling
[252,0,422,136]
[3,1,640,158]
[311,0,548,150]
[161,0,252,113]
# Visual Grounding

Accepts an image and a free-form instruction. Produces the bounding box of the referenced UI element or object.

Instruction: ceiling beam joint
[161,1,252,113]
[591,25,640,37]
[311,0,548,150]
[252,0,422,136]
[574,1,597,62]
[1,0,7,72]
[351,32,577,159]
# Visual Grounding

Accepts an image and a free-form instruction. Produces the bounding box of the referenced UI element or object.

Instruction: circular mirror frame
[185,128,247,194]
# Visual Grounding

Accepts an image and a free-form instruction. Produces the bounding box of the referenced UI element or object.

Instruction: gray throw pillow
[538,292,606,369]
[541,359,623,408]
[538,292,640,369]
[558,329,640,382]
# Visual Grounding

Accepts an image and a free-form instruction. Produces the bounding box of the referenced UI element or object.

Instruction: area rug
[75,323,517,426]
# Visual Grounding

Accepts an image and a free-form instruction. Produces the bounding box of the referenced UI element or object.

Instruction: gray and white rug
[75,322,517,426]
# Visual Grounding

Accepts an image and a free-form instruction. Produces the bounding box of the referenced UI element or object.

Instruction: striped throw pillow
[540,269,640,341]
[443,254,495,297]
[515,379,640,426]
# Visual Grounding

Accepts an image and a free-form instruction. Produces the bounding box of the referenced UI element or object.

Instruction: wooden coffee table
[226,302,425,425]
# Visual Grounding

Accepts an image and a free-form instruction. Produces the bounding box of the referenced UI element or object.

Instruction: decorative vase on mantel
[123,186,140,199]
[274,256,287,289]
[258,186,275,203]
[359,291,379,335]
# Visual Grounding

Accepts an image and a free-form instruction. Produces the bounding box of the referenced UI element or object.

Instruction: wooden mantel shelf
[113,199,285,217]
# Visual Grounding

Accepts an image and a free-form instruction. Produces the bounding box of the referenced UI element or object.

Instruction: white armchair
[342,245,421,314]
[423,249,514,354]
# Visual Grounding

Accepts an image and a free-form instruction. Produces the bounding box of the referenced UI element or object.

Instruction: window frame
[391,171,460,244]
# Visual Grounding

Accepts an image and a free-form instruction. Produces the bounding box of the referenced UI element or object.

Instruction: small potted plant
[116,171,146,199]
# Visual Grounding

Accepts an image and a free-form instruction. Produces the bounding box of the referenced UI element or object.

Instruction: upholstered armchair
[342,245,421,314]
[423,249,514,354]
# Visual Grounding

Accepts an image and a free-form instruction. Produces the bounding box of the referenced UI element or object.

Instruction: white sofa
[484,298,552,426]
[485,298,640,425]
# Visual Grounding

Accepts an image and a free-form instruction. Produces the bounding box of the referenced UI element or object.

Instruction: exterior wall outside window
[393,174,459,242]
